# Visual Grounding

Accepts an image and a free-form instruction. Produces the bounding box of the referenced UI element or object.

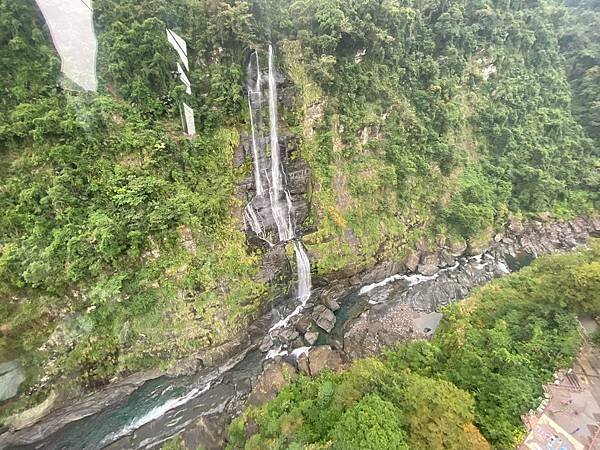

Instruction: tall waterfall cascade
[244,45,312,324]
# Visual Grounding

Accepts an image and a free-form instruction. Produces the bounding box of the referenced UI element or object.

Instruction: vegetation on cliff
[0,0,599,418]
[228,241,600,449]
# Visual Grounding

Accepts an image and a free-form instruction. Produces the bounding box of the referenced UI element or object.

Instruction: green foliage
[330,394,409,450]
[98,17,177,118]
[161,434,187,450]
[93,0,257,128]
[228,358,487,449]
[276,0,599,263]
[232,244,600,449]
[560,0,600,144]
[0,0,60,115]
[1,0,599,425]
[443,167,504,238]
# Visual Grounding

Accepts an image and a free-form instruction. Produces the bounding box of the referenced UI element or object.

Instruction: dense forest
[227,242,600,449]
[0,0,599,434]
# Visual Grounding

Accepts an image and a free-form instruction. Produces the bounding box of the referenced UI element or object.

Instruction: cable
[166,29,188,67]
[76,0,93,13]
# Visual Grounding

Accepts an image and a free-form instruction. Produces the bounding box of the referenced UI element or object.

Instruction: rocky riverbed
[0,215,598,450]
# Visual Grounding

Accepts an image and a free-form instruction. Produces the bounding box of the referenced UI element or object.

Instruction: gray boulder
[320,296,340,311]
[312,305,336,333]
[247,361,297,406]
[421,253,440,267]
[449,239,467,257]
[304,331,319,346]
[418,264,438,276]
[403,250,420,272]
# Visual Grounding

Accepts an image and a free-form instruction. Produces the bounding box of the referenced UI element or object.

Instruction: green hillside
[0,0,598,420]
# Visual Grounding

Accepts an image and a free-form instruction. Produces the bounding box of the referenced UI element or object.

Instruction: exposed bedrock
[339,215,599,361]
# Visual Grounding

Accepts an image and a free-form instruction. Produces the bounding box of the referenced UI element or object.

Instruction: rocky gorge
[2,0,600,448]
[1,213,597,450]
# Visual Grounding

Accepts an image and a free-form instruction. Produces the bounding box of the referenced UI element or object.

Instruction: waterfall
[268,45,282,197]
[243,202,263,236]
[294,241,311,302]
[244,44,312,320]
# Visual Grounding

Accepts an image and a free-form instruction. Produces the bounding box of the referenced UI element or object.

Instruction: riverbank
[0,215,598,449]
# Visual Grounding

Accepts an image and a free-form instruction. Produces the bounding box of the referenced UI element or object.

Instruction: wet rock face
[238,65,312,295]
[239,133,312,243]
[255,245,292,284]
[238,63,311,248]
[181,415,231,450]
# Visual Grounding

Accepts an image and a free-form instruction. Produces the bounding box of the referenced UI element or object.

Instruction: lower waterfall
[294,240,311,302]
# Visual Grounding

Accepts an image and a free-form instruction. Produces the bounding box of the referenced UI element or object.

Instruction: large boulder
[421,253,440,267]
[294,315,312,334]
[320,296,340,312]
[439,250,455,267]
[304,331,319,346]
[247,361,297,406]
[304,346,344,376]
[418,264,438,276]
[297,352,311,375]
[403,250,420,272]
[449,239,467,257]
[312,305,336,333]
[508,218,525,235]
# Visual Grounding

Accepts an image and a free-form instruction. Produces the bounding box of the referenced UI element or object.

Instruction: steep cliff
[0,0,599,423]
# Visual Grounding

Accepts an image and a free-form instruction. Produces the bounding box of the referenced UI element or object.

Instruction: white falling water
[243,202,274,247]
[243,202,262,236]
[268,45,283,198]
[294,240,311,302]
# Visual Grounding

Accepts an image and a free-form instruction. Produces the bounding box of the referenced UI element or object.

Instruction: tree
[330,394,409,450]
